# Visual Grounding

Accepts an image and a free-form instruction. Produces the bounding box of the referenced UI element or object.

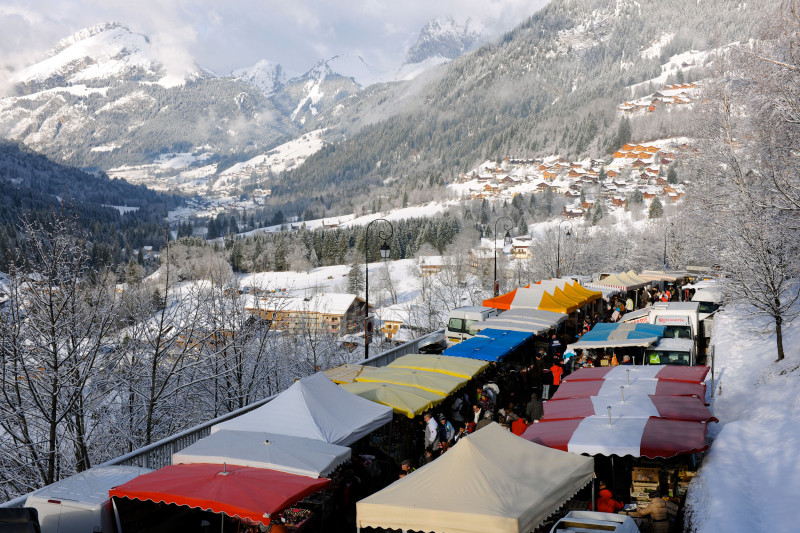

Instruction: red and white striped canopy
[543,395,716,423]
[521,416,710,458]
[552,379,706,400]
[562,365,710,383]
[523,364,713,458]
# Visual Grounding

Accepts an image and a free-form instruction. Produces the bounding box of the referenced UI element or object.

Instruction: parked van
[647,301,708,363]
[549,511,640,533]
[25,465,151,533]
[446,306,499,345]
[645,337,695,366]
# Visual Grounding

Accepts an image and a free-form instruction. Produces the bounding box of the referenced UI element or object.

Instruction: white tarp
[173,430,351,478]
[211,373,393,446]
[356,423,594,533]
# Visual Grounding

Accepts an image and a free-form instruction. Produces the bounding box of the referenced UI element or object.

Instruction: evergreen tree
[649,197,664,219]
[518,217,529,236]
[592,203,604,226]
[667,166,678,184]
[598,167,607,182]
[347,260,365,297]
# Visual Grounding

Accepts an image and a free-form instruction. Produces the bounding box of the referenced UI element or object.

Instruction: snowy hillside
[685,304,800,532]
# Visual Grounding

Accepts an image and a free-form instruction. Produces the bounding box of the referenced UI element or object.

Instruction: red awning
[543,395,717,423]
[109,463,329,526]
[552,379,706,400]
[522,417,710,458]
[563,365,710,383]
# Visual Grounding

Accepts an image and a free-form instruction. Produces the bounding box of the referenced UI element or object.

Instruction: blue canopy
[443,328,533,362]
[571,322,666,349]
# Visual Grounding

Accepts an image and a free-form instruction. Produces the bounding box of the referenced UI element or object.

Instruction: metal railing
[0,329,445,508]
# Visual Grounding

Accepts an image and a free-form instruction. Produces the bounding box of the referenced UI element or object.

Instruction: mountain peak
[404,17,484,65]
[49,22,133,56]
[232,59,286,95]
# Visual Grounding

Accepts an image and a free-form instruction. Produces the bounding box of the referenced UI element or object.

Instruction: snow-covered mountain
[403,17,484,65]
[271,57,363,125]
[232,59,286,95]
[10,22,202,93]
[0,22,295,170]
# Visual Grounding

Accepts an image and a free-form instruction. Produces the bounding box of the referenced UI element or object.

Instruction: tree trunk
[775,314,785,362]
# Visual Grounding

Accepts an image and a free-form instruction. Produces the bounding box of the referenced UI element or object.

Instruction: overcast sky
[0,0,550,78]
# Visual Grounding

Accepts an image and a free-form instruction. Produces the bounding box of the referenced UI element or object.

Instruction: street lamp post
[663,222,674,269]
[556,220,573,278]
[364,218,394,360]
[493,217,513,297]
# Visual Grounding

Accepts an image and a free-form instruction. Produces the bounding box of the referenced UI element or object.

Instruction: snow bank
[685,304,800,532]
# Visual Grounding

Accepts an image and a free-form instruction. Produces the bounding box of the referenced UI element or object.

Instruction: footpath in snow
[685,305,800,532]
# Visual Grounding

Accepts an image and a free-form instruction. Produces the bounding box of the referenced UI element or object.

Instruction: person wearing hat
[438,413,455,444]
[630,490,668,532]
[594,481,624,513]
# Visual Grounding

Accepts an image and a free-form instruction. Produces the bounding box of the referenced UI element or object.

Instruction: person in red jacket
[549,358,564,398]
[595,481,624,513]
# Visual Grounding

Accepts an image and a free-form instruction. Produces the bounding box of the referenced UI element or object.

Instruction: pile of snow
[685,303,800,532]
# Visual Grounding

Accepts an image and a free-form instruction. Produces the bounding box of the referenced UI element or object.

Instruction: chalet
[613,151,626,159]
[606,170,619,178]
[511,238,533,259]
[562,206,583,219]
[643,191,656,200]
[543,171,557,181]
[621,144,635,152]
[632,159,647,169]
[564,189,581,199]
[245,293,367,335]
[668,192,680,203]
[568,169,587,178]
[611,196,627,208]
[419,256,445,276]
[645,146,659,153]
[581,200,595,209]
[537,182,552,191]
[469,248,495,273]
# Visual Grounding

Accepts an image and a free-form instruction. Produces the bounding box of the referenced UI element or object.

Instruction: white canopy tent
[211,373,393,446]
[173,430,351,478]
[356,423,594,533]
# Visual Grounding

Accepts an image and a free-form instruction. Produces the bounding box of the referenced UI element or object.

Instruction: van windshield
[465,319,481,336]
[448,318,464,332]
[646,350,692,366]
[697,301,720,314]
[663,325,692,339]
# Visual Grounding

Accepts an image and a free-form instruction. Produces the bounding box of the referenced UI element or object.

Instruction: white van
[648,301,706,362]
[446,306,499,345]
[25,465,151,533]
[645,337,695,366]
[549,511,640,533]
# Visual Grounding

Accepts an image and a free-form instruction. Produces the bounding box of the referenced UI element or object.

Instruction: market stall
[172,430,351,478]
[443,328,533,362]
[569,322,666,351]
[483,286,579,314]
[323,364,379,384]
[387,353,489,379]
[211,373,393,446]
[340,381,445,418]
[471,308,567,335]
[356,423,594,533]
[353,366,468,396]
[110,463,330,531]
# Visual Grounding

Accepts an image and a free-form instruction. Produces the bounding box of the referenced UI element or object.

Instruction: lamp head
[379,241,391,259]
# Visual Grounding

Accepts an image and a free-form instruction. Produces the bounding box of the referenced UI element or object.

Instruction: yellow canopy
[560,283,590,307]
[389,354,489,379]
[553,286,585,309]
[355,366,469,396]
[538,289,578,314]
[570,281,602,302]
[323,364,379,384]
[341,382,445,418]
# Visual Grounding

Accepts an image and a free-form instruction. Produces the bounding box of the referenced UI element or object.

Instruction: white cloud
[0,0,549,83]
